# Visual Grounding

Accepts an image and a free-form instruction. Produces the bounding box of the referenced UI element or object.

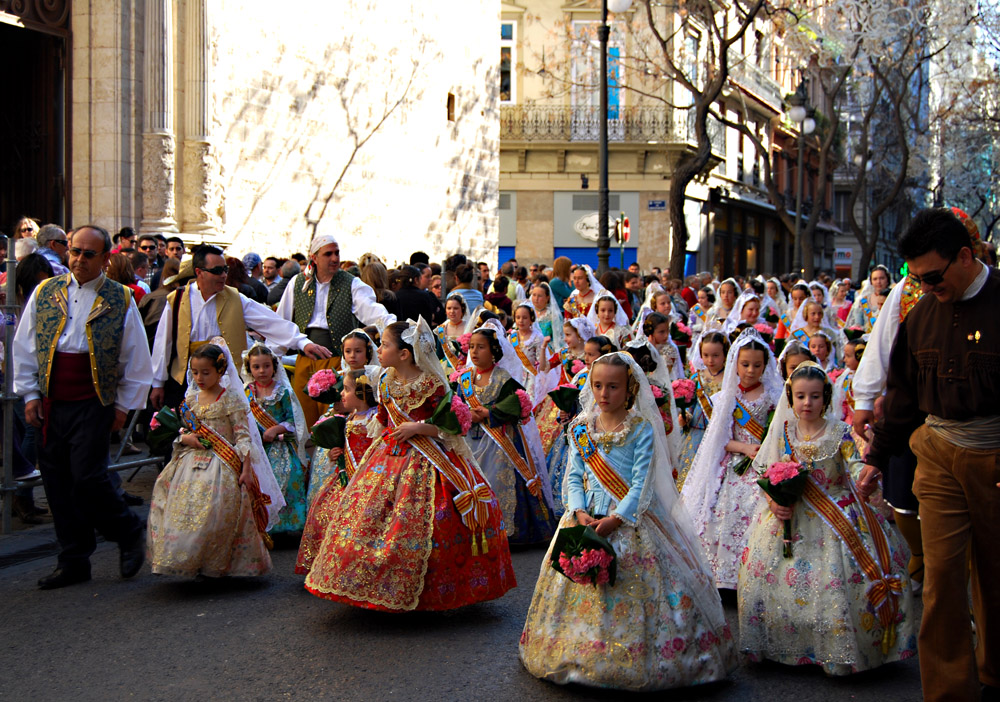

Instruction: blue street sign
[647,200,666,211]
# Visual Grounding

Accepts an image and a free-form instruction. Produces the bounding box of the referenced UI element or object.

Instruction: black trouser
[37,398,142,570]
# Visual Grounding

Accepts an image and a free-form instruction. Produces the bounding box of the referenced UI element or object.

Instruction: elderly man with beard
[276,234,395,426]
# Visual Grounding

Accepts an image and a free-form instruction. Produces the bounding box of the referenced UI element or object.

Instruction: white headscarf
[722,290,761,335]
[339,328,379,373]
[578,264,606,296]
[308,234,338,257]
[586,290,629,328]
[568,316,596,343]
[624,338,683,468]
[681,328,782,531]
[514,301,547,349]
[186,337,286,527]
[240,342,309,454]
[444,291,471,326]
[767,277,788,311]
[577,352,726,631]
[401,316,448,388]
[532,282,566,350]
[470,318,555,510]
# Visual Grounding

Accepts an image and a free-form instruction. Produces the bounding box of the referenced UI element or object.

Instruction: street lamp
[787,77,815,275]
[597,0,632,276]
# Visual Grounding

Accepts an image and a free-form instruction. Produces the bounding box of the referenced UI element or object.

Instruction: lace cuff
[610,510,636,527]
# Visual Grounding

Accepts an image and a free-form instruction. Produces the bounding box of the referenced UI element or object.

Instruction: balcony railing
[728,51,783,112]
[501,105,725,158]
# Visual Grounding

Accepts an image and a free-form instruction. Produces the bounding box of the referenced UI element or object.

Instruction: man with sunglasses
[858,207,1000,702]
[150,244,332,413]
[276,234,396,427]
[36,223,70,275]
[12,224,150,589]
[137,235,161,287]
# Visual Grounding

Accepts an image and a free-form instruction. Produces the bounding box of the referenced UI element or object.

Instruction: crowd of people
[3,207,997,700]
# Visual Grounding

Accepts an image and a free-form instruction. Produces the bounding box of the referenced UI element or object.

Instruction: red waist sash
[49,352,98,402]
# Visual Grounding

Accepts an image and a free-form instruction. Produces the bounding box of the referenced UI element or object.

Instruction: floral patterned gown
[295,406,376,575]
[147,390,272,577]
[675,370,723,492]
[303,370,516,611]
[247,382,308,534]
[463,367,558,546]
[688,392,775,589]
[738,420,917,674]
[520,415,737,691]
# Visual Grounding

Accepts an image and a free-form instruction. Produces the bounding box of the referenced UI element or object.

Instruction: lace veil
[186,337,286,527]
[681,328,782,532]
[239,342,309,452]
[586,290,629,328]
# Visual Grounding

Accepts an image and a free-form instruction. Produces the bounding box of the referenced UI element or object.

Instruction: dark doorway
[0,21,67,235]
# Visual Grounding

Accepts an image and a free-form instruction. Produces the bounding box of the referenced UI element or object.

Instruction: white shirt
[275,273,395,331]
[13,274,153,412]
[151,281,313,388]
[853,262,990,411]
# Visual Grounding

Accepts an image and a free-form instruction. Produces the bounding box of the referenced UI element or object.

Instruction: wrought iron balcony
[501,104,725,158]
[728,51,783,112]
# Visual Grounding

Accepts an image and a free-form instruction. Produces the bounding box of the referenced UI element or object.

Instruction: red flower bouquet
[756,461,809,558]
[515,388,533,421]
[549,524,617,587]
[670,322,692,345]
[450,394,472,435]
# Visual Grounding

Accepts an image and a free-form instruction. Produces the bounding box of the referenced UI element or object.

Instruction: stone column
[140,0,178,235]
[182,0,223,241]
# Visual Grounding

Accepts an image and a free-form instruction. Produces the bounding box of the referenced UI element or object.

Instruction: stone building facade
[1,0,499,264]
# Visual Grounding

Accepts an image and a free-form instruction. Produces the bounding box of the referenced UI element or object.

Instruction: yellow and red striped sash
[434,325,463,371]
[786,431,901,654]
[569,422,631,502]
[245,387,280,431]
[180,401,273,549]
[457,368,547,510]
[509,331,538,377]
[733,398,767,442]
[695,375,713,420]
[378,374,493,551]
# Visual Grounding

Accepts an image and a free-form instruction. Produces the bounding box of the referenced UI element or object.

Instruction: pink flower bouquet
[756,461,809,558]
[672,378,696,408]
[450,394,472,435]
[670,322,692,345]
[515,388,533,420]
[549,524,618,587]
[844,326,865,341]
[306,368,341,404]
[458,333,472,354]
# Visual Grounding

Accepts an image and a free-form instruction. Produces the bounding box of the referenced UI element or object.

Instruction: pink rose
[149,416,161,430]
[676,322,691,335]
[451,394,472,435]
[763,461,803,485]
[306,368,339,398]
[515,389,532,419]
[650,384,664,398]
[458,333,472,354]
[754,322,774,336]
[672,378,695,404]
[570,359,585,374]
[449,370,462,383]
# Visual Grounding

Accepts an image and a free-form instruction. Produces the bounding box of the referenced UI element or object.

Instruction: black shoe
[38,566,91,590]
[119,531,145,579]
[122,491,144,506]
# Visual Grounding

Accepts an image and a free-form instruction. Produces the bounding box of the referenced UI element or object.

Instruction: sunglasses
[199,265,229,276]
[69,247,102,259]
[52,239,69,247]
[139,244,158,251]
[908,258,953,287]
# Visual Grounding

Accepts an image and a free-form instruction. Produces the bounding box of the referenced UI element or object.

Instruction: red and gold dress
[295,406,376,575]
[303,369,516,611]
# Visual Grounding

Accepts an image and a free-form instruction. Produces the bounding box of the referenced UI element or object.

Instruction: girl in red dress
[303,318,516,611]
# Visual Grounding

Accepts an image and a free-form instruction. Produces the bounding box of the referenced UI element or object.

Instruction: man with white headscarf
[276,234,396,425]
[150,244,332,415]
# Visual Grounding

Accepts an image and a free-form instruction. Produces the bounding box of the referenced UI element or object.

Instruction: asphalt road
[0,537,922,702]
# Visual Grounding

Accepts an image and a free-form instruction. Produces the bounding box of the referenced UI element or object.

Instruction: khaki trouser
[910,424,1000,701]
[292,354,340,429]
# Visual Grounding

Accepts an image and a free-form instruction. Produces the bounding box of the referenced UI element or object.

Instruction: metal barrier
[1,385,164,534]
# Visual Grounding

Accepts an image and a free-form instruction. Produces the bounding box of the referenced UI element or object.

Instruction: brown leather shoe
[38,566,91,590]
[12,496,43,525]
